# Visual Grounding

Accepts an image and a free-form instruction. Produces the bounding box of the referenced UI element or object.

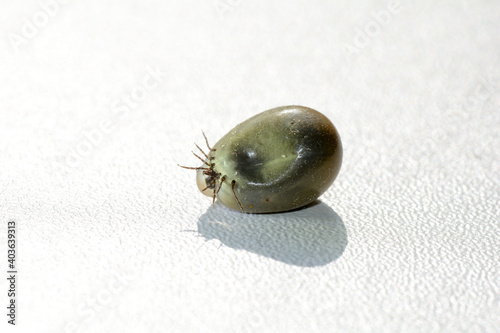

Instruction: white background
[1,1,499,332]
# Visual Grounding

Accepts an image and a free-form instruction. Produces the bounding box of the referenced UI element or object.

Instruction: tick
[179,105,342,213]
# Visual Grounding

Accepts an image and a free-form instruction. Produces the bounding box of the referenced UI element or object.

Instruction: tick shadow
[197,201,348,267]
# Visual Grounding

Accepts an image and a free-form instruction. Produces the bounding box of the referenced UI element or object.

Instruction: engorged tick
[179,105,343,214]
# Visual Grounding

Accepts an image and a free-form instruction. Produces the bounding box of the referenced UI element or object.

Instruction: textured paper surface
[1,1,499,332]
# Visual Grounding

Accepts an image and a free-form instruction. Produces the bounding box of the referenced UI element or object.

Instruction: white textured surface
[1,1,499,332]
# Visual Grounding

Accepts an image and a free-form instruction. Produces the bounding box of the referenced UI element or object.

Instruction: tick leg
[195,143,213,160]
[202,131,216,152]
[201,178,216,192]
[191,151,210,166]
[178,164,210,170]
[231,180,244,212]
[215,175,226,196]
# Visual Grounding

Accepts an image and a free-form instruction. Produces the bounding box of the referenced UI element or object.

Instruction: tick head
[196,164,220,197]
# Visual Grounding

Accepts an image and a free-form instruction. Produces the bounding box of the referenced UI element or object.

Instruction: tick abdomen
[208,106,342,213]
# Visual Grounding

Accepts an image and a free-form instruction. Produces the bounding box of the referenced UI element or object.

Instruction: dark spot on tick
[232,146,266,183]
[265,198,270,202]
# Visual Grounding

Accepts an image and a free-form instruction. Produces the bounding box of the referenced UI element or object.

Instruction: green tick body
[195,105,342,213]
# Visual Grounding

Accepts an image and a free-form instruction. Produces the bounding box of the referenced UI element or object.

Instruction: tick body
[186,105,342,214]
